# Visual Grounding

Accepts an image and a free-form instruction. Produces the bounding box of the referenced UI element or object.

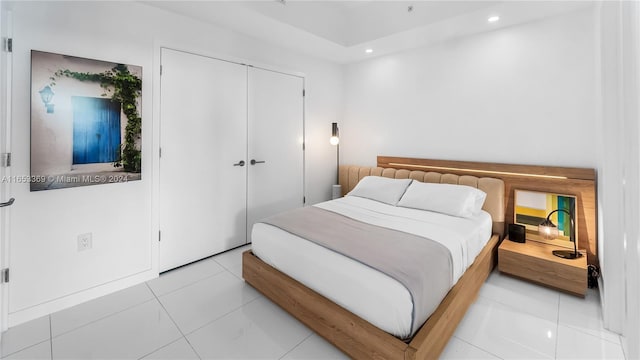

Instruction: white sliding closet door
[247,68,304,235]
[159,48,247,272]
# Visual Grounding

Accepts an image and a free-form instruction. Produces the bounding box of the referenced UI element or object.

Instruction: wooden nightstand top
[499,238,587,296]
[499,239,587,270]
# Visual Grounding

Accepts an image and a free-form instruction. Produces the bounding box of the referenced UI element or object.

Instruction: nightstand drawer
[498,239,587,296]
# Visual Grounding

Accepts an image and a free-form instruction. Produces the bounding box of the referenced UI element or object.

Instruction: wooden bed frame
[242,157,597,359]
[243,233,499,360]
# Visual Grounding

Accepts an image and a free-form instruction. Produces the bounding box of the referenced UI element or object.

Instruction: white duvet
[251,196,492,339]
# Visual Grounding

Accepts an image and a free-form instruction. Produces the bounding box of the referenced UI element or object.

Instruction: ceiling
[244,1,501,46]
[145,0,595,63]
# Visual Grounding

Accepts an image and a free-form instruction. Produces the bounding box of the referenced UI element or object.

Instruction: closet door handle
[250,159,266,165]
[0,198,14,207]
[233,160,245,167]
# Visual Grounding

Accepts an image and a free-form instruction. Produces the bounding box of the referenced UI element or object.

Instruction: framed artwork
[514,189,577,247]
[30,50,142,191]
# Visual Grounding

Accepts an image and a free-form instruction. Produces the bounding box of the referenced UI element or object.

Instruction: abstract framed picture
[514,189,577,247]
[30,50,142,191]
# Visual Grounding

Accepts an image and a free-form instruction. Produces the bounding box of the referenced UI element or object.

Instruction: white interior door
[159,48,247,272]
[247,68,304,236]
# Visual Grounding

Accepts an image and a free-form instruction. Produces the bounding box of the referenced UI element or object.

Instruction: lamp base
[552,249,583,259]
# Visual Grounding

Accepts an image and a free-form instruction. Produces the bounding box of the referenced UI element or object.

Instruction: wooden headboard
[339,156,598,266]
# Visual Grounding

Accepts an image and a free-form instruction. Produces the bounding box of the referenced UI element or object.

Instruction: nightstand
[498,238,587,297]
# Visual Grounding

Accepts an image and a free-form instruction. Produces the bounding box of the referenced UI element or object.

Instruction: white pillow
[397,181,487,218]
[346,176,413,205]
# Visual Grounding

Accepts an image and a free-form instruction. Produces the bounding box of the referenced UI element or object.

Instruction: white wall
[614,1,640,357]
[6,0,342,326]
[342,4,640,343]
[342,8,597,168]
[598,1,640,352]
[597,1,626,336]
[340,3,639,341]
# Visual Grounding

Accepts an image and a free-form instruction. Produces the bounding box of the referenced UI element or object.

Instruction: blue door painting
[72,96,122,164]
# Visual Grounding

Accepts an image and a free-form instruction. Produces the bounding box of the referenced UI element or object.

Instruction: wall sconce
[330,122,341,199]
[38,85,55,114]
[330,122,339,146]
[538,208,582,259]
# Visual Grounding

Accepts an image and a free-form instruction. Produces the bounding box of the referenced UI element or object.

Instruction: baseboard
[7,268,157,328]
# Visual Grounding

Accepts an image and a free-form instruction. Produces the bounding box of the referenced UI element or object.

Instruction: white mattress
[251,196,492,339]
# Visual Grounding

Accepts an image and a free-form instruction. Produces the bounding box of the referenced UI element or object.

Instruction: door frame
[0,4,13,337]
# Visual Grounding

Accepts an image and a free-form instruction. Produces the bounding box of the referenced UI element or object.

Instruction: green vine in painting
[52,64,142,173]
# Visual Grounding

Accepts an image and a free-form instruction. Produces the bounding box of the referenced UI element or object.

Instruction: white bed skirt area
[251,196,492,339]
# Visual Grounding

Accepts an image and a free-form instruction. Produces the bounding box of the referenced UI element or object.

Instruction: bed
[253,194,495,339]
[243,160,506,359]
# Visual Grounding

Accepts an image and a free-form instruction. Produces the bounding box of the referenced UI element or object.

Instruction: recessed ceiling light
[488,16,500,23]
[365,49,373,54]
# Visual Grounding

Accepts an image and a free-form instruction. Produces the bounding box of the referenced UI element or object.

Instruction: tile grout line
[453,335,505,359]
[555,294,560,359]
[212,258,232,272]
[143,251,257,356]
[477,292,557,323]
[150,266,228,298]
[455,283,505,359]
[50,299,157,340]
[557,322,627,347]
[142,282,197,359]
[620,336,627,359]
[212,249,245,270]
[156,244,248,277]
[144,276,261,359]
[559,323,624,346]
[152,245,249,297]
[181,294,265,338]
[556,292,624,346]
[224,267,244,281]
[49,315,53,360]
[278,332,314,359]
[0,316,55,359]
[1,339,51,358]
[135,337,201,360]
[471,290,558,359]
[212,251,248,280]
[181,336,202,360]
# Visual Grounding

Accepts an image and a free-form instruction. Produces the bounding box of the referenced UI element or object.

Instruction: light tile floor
[0,245,626,359]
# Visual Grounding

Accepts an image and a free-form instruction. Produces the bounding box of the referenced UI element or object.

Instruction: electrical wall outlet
[77,233,93,251]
